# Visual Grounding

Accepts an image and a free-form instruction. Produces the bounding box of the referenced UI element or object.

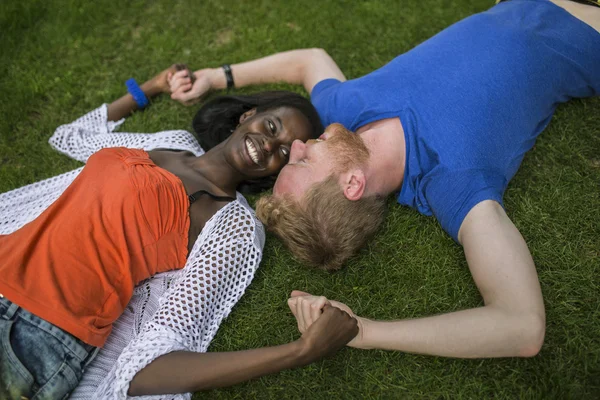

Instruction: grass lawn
[1,0,599,398]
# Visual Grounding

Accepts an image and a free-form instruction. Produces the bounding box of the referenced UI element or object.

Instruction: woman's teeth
[245,139,260,165]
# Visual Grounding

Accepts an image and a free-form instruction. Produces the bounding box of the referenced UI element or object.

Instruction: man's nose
[289,139,306,162]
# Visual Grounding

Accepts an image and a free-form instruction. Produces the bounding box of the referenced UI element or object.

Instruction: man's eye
[268,120,276,134]
[280,147,289,157]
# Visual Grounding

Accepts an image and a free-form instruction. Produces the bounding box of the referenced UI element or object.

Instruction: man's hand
[288,290,367,348]
[169,68,217,105]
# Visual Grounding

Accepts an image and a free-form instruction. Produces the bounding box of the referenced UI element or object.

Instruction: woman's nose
[262,136,278,154]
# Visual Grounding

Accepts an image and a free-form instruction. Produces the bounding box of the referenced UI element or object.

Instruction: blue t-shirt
[311,0,600,241]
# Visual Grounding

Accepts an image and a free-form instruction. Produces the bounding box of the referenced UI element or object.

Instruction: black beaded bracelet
[222,64,235,92]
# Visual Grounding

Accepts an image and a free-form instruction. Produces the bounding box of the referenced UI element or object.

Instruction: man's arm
[170,48,346,104]
[290,200,546,358]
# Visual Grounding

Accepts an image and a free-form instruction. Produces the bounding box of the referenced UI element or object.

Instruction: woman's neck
[190,146,244,196]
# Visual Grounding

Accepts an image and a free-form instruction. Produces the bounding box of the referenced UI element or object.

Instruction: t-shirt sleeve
[424,168,506,242]
[311,77,390,132]
[310,78,344,128]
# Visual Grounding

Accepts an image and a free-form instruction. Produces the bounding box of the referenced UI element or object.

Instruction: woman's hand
[143,64,180,95]
[107,65,183,121]
[169,68,218,106]
[294,304,358,365]
[288,290,367,349]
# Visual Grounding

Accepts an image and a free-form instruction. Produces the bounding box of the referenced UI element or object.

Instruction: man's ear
[341,169,366,201]
[239,108,257,124]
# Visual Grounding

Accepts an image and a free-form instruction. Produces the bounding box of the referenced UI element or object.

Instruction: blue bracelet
[125,78,149,109]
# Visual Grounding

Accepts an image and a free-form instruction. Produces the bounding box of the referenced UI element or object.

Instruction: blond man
[170,0,600,358]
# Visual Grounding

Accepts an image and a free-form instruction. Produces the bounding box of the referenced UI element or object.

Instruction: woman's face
[225,106,314,179]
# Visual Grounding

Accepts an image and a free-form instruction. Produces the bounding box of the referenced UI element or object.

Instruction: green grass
[1,0,599,398]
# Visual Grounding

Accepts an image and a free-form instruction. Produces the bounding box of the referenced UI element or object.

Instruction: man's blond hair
[256,176,386,270]
[256,123,386,270]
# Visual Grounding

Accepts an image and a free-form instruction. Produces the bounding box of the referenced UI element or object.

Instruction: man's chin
[273,182,302,201]
[272,181,283,197]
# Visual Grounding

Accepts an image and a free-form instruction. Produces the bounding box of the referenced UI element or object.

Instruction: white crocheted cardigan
[0,105,265,399]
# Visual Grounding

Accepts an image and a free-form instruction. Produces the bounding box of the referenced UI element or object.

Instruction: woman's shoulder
[199,194,266,250]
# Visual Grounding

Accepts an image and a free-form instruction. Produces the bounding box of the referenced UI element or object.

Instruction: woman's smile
[244,136,263,166]
[226,106,315,179]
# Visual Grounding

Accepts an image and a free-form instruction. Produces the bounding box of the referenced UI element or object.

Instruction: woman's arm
[127,305,357,396]
[170,48,346,105]
[106,66,174,121]
[2,67,181,235]
[94,202,354,398]
[49,65,202,163]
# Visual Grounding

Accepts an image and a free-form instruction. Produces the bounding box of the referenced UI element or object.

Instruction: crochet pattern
[0,105,265,399]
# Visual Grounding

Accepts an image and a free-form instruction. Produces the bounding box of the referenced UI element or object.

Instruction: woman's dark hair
[192,91,323,194]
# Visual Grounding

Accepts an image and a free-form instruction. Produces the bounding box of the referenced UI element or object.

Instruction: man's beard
[326,123,370,173]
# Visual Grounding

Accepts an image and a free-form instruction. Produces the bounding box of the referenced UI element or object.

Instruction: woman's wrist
[288,339,309,366]
[141,78,163,98]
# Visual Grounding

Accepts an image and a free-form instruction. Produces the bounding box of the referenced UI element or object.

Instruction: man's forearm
[204,48,345,94]
[128,341,310,396]
[359,305,545,358]
[356,201,546,359]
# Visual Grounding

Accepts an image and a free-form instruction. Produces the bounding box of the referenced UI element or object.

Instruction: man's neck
[357,117,406,197]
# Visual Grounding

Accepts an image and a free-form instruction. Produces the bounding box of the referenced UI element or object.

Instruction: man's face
[272,137,332,201]
[273,123,367,200]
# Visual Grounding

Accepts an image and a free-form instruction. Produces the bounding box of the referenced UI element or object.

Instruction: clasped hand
[167,66,214,106]
[288,290,365,350]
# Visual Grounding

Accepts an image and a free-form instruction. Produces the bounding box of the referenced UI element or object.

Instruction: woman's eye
[280,147,289,157]
[268,120,276,134]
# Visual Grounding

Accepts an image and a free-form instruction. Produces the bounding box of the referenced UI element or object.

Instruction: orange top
[0,148,190,347]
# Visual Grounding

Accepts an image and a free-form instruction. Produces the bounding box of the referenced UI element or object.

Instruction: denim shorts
[0,296,98,400]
